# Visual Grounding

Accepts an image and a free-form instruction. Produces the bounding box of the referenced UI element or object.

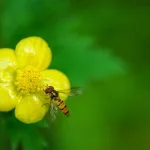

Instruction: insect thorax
[50,90,58,99]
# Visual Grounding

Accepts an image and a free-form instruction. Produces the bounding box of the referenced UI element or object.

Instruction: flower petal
[41,69,70,100]
[0,83,19,111]
[0,49,18,83]
[15,93,49,124]
[15,37,52,71]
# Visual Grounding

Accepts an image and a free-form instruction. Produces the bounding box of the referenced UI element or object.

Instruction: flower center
[15,66,41,95]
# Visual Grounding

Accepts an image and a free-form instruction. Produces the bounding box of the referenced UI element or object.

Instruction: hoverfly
[44,86,83,120]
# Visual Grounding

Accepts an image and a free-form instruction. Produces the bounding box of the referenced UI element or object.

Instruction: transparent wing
[58,87,83,97]
[49,100,58,121]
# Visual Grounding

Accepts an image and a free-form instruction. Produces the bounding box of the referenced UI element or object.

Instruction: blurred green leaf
[1,111,47,150]
[50,31,126,86]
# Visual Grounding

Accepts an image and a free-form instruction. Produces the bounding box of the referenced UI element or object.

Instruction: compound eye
[45,87,52,94]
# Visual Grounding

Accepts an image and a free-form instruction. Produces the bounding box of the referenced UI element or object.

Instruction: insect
[44,86,83,120]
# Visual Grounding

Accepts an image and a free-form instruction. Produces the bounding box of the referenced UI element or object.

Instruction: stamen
[15,66,41,95]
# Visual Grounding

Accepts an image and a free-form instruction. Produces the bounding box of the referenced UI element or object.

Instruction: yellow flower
[0,37,70,124]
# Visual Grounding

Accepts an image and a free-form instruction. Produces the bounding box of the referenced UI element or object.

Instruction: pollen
[15,66,41,95]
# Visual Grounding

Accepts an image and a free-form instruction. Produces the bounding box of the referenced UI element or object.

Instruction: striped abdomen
[54,99,69,116]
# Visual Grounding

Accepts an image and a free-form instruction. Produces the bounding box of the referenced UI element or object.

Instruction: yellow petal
[0,49,18,83]
[15,37,52,71]
[15,93,49,124]
[41,69,70,100]
[0,83,19,111]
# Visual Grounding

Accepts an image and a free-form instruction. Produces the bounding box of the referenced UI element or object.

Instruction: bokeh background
[0,0,150,150]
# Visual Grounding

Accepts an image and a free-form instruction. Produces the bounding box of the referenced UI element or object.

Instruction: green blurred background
[0,0,150,150]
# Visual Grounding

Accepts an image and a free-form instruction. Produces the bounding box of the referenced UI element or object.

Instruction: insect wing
[58,87,83,97]
[49,100,58,121]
